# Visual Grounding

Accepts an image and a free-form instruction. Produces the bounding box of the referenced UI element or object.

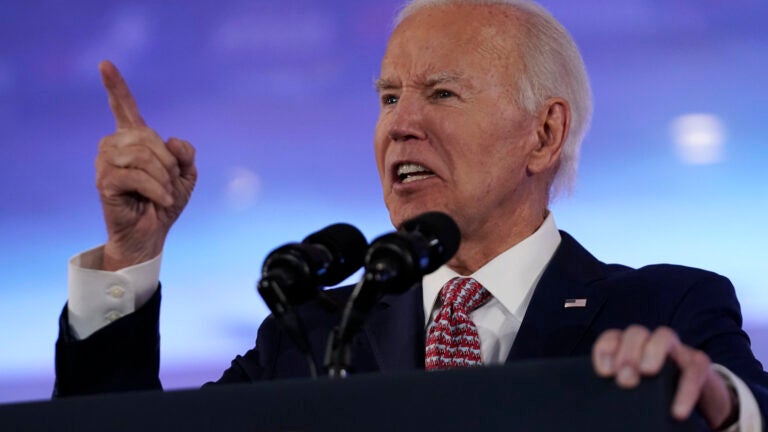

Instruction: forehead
[380,4,525,82]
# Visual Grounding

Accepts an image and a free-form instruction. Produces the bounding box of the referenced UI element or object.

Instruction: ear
[527,98,571,175]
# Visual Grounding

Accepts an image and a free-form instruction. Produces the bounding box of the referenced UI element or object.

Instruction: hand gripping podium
[0,357,699,431]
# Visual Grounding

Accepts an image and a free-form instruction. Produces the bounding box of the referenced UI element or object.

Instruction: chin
[387,204,418,229]
[387,201,448,229]
[387,210,408,230]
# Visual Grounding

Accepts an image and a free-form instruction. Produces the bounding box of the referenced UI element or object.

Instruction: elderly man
[56,0,767,430]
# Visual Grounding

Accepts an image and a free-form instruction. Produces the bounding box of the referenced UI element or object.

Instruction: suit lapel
[507,231,609,361]
[362,284,425,372]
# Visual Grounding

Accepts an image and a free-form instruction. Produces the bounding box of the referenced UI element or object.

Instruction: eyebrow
[423,72,465,87]
[374,71,466,92]
[374,77,397,93]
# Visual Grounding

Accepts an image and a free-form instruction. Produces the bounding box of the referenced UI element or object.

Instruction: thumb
[166,137,197,181]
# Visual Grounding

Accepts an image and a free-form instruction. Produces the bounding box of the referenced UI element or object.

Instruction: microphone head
[303,223,368,286]
[399,211,460,274]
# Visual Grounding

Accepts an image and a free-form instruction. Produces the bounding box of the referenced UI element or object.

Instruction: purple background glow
[1,0,767,403]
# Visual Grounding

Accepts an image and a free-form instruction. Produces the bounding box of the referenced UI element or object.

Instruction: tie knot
[439,277,490,313]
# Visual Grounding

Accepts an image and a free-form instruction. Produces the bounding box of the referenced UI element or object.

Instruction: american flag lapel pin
[564,298,587,308]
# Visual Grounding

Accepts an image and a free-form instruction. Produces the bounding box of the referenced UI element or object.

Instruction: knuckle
[595,329,621,346]
[111,129,132,142]
[112,129,156,149]
[95,170,111,190]
[97,136,112,152]
[653,326,677,341]
[95,159,110,182]
[690,350,710,368]
[137,126,161,142]
[624,324,650,337]
[131,145,153,164]
[116,145,152,168]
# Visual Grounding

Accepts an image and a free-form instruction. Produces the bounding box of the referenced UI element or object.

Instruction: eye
[433,89,455,99]
[381,94,398,105]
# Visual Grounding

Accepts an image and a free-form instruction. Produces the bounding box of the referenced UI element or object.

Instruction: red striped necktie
[425,277,491,370]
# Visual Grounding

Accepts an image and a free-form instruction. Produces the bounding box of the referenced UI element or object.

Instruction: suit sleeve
[209,315,283,384]
[671,272,768,421]
[53,286,163,397]
[208,294,346,384]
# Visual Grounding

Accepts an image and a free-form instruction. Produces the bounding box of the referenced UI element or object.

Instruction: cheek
[373,119,388,179]
[457,131,528,193]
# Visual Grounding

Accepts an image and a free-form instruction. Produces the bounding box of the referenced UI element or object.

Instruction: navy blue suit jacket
[55,232,768,418]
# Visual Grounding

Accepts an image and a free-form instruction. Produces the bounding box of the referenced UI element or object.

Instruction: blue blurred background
[1,0,766,402]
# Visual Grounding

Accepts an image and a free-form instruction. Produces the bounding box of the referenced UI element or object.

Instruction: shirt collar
[422,212,562,324]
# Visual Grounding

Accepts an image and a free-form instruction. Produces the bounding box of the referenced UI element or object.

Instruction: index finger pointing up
[99,60,147,130]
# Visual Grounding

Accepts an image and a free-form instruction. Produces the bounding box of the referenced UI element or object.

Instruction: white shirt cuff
[712,363,763,432]
[67,245,162,339]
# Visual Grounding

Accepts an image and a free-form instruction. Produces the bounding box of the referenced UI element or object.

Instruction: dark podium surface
[0,357,700,431]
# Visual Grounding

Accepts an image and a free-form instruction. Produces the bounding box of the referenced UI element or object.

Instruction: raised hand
[95,61,197,271]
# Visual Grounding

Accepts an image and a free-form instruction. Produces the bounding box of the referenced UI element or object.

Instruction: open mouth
[396,162,436,184]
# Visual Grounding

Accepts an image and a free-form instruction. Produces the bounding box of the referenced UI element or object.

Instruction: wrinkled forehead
[381,4,527,81]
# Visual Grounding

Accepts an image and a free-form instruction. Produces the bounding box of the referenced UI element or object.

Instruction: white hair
[395,0,593,198]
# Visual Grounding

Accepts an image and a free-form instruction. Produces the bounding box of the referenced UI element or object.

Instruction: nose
[387,94,427,142]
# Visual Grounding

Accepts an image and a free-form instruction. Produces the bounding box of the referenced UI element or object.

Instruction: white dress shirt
[68,245,162,339]
[422,212,561,364]
[67,213,760,430]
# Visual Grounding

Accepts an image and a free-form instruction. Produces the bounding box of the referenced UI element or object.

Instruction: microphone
[325,212,460,377]
[259,223,369,305]
[364,211,461,292]
[257,223,368,377]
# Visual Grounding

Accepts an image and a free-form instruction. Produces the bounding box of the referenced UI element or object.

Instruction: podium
[0,357,700,431]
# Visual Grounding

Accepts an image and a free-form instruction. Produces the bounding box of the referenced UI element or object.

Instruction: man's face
[374,5,540,241]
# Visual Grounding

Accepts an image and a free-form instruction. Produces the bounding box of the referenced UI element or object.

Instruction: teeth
[402,173,433,183]
[397,163,430,175]
[397,162,435,183]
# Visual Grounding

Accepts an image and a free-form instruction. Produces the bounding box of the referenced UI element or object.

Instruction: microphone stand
[324,253,403,378]
[323,211,460,378]
[258,272,319,378]
[256,223,368,380]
